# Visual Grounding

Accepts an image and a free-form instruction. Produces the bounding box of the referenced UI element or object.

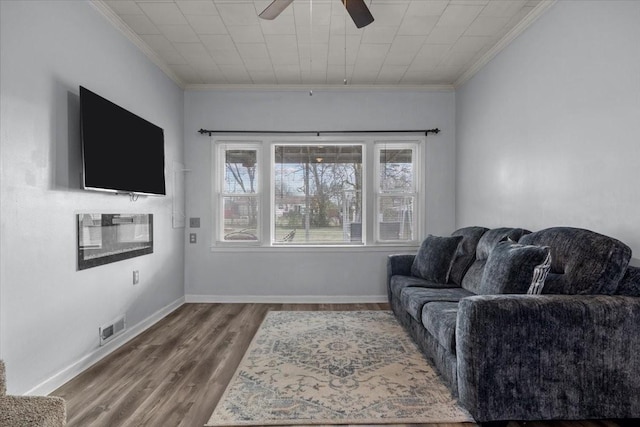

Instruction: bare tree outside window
[215,137,421,247]
[377,147,416,241]
[274,145,362,244]
[222,149,259,241]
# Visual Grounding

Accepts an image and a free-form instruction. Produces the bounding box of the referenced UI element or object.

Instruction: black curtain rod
[198,128,440,137]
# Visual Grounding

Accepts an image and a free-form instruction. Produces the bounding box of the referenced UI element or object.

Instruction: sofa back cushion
[616,265,640,297]
[478,241,550,295]
[448,226,489,286]
[411,235,464,283]
[519,227,631,294]
[461,227,529,294]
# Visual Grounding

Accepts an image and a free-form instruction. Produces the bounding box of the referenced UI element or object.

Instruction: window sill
[210,244,419,253]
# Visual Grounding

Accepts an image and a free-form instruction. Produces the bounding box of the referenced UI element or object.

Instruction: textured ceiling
[97,0,549,88]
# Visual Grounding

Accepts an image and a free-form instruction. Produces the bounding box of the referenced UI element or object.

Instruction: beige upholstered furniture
[0,361,66,426]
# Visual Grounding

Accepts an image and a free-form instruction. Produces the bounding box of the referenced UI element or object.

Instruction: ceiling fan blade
[259,0,294,20]
[342,0,374,28]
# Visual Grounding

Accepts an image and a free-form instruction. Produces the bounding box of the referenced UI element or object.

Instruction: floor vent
[99,316,126,346]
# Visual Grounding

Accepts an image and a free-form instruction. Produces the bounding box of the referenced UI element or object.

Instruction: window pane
[274,145,363,244]
[223,196,258,241]
[224,149,258,194]
[379,148,413,192]
[378,195,414,241]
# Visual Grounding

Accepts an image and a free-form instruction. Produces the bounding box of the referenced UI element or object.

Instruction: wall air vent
[99,316,126,346]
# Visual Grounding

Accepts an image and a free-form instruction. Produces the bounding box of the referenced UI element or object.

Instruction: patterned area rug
[206,311,474,426]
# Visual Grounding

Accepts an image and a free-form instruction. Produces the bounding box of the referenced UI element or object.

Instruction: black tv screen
[80,86,166,196]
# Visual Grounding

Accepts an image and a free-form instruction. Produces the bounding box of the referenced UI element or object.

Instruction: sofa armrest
[387,254,415,278]
[456,294,640,422]
[387,254,415,301]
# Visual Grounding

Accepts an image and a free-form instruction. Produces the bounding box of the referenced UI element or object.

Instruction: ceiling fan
[259,0,374,29]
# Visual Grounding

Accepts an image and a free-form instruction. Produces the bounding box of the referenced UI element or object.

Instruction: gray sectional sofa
[388,226,640,423]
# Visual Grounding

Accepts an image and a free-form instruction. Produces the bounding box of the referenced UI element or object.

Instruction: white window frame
[214,141,263,245]
[373,141,421,245]
[212,135,424,249]
[270,141,366,246]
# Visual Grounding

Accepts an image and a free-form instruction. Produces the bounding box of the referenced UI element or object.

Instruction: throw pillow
[478,241,551,295]
[448,226,489,286]
[411,235,464,284]
[528,251,552,295]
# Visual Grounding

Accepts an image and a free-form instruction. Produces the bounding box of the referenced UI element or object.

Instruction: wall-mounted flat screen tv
[80,86,166,196]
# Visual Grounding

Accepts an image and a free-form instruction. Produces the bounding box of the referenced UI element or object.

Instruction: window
[274,144,363,245]
[375,144,417,242]
[213,136,423,247]
[217,144,261,242]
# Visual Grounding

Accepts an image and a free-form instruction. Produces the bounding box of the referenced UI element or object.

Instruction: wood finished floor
[53,303,632,427]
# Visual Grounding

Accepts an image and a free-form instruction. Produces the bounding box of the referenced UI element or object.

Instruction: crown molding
[91,0,553,92]
[184,83,454,92]
[90,0,185,89]
[454,0,556,88]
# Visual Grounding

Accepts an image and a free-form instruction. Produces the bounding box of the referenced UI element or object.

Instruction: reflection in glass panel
[117,218,151,243]
[378,196,414,241]
[379,148,413,192]
[79,213,103,249]
[223,196,258,241]
[77,214,153,270]
[274,145,363,244]
[224,150,258,194]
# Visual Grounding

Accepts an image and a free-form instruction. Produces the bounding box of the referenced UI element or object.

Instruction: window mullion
[263,140,273,246]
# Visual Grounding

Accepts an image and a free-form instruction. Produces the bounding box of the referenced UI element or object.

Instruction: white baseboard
[28,295,386,395]
[185,294,388,304]
[26,296,185,396]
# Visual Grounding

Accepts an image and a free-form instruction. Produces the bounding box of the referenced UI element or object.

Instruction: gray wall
[456,0,640,257]
[0,1,185,394]
[7,0,637,397]
[184,89,456,300]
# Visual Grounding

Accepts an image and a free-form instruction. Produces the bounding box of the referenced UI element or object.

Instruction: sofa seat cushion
[390,275,459,299]
[400,286,473,322]
[422,302,459,354]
